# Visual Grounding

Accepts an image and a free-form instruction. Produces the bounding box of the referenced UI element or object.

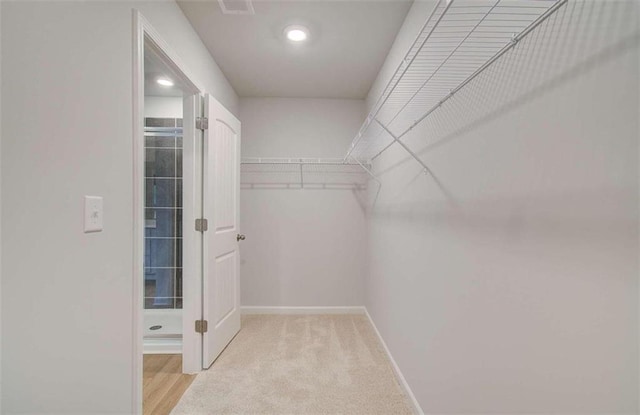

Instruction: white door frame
[132,10,205,413]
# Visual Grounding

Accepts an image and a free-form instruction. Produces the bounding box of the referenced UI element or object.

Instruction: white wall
[0,2,3,409]
[1,1,237,413]
[144,96,183,118]
[365,1,639,413]
[240,98,367,307]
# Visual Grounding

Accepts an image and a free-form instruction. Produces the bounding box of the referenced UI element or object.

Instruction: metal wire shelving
[240,158,375,189]
[345,0,567,167]
[242,0,568,193]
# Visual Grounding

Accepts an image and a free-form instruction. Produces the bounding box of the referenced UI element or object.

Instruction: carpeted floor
[171,314,413,415]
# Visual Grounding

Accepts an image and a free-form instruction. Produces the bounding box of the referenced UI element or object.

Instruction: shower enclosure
[144,116,184,351]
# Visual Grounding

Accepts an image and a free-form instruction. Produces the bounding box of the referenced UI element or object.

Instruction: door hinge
[196,117,209,130]
[195,320,208,334]
[195,218,208,232]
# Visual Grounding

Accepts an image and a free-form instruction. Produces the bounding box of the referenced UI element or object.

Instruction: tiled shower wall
[144,117,183,309]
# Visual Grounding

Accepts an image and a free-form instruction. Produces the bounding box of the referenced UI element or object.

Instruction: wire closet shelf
[241,158,373,189]
[345,0,566,165]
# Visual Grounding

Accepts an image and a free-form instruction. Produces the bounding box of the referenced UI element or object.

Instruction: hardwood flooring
[143,354,196,415]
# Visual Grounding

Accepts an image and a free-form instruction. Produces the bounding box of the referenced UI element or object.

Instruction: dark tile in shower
[145,208,182,238]
[174,269,183,309]
[145,136,176,148]
[144,239,178,268]
[145,278,156,297]
[176,179,183,208]
[145,117,176,128]
[144,268,179,309]
[175,239,183,268]
[146,148,176,178]
[176,118,183,128]
[175,268,183,298]
[176,209,183,238]
[176,149,183,178]
[176,136,183,148]
[145,298,176,309]
[145,178,177,208]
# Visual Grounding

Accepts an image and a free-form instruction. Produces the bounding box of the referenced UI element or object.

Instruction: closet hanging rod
[241,157,377,186]
[241,158,367,166]
[373,119,432,175]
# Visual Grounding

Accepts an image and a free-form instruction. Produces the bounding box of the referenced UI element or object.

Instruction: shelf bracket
[349,156,381,187]
[374,119,431,176]
[349,156,382,207]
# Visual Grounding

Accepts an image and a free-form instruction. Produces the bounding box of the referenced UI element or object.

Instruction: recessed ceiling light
[156,77,174,87]
[284,25,309,42]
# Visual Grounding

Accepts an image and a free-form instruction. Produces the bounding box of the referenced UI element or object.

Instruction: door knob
[237,234,246,241]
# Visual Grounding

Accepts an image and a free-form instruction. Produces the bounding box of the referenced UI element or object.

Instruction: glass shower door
[144,118,183,310]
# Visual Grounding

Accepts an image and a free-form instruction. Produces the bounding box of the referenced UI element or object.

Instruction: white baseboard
[143,337,182,354]
[364,308,424,415]
[241,306,366,315]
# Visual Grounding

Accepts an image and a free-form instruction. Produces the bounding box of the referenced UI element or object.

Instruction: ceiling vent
[218,0,255,15]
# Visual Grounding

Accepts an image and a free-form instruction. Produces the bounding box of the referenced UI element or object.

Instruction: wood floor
[143,354,196,415]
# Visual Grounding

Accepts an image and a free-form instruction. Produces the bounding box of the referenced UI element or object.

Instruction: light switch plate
[84,196,103,233]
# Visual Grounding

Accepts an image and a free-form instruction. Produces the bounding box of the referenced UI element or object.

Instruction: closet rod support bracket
[374,118,433,176]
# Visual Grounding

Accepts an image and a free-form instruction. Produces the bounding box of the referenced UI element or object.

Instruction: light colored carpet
[171,314,414,415]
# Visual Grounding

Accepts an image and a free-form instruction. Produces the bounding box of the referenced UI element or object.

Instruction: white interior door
[202,94,241,368]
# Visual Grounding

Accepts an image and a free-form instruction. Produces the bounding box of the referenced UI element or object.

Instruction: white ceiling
[177,0,413,99]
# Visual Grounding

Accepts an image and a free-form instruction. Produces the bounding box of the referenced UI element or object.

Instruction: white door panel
[203,94,241,368]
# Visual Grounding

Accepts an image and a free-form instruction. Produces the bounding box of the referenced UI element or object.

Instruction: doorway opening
[142,34,195,415]
[133,10,206,414]
[134,10,243,414]
[143,43,188,354]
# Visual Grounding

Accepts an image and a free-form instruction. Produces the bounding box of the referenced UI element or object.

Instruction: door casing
[133,10,206,413]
